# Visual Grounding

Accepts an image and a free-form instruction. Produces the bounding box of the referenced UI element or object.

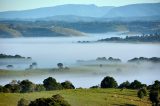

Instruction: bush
[17,98,29,106]
[137,90,144,99]
[29,94,71,106]
[137,88,147,99]
[61,81,75,89]
[100,76,118,88]
[43,77,62,91]
[90,85,100,89]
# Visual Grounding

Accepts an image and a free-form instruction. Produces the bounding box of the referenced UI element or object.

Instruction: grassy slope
[0,23,86,38]
[0,89,151,106]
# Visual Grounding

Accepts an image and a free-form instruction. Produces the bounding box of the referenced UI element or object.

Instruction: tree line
[98,33,160,42]
[0,77,75,93]
[0,76,160,106]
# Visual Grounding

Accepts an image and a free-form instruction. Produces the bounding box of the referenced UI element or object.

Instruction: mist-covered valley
[0,34,160,88]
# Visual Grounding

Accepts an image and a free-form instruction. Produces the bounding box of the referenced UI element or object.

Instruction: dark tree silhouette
[57,63,63,69]
[43,77,62,90]
[101,76,118,88]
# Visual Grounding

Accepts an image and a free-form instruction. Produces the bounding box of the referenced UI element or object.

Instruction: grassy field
[0,88,151,106]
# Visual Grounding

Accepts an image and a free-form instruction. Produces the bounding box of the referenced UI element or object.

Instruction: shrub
[29,94,71,106]
[100,76,118,88]
[137,90,144,99]
[17,98,29,106]
[90,85,100,89]
[137,88,147,99]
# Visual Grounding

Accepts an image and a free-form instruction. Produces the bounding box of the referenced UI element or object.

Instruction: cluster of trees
[98,33,160,42]
[0,77,75,93]
[98,76,160,106]
[100,76,147,89]
[17,94,71,106]
[0,54,30,59]
[0,54,25,58]
[96,57,121,62]
[128,57,160,63]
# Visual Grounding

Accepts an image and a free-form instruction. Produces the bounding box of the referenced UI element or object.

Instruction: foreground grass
[0,89,151,106]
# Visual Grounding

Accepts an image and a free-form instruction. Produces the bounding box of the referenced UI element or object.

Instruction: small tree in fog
[57,63,63,69]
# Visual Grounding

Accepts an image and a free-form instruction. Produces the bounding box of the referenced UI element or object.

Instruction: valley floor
[0,88,151,106]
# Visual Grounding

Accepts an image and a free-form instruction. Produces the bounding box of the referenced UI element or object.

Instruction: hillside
[0,89,151,106]
[0,24,86,38]
[0,20,160,37]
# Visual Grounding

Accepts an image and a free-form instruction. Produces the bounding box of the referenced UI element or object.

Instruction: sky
[0,0,160,12]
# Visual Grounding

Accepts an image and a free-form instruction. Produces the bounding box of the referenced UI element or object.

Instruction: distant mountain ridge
[0,4,113,19]
[0,3,160,20]
[105,3,160,18]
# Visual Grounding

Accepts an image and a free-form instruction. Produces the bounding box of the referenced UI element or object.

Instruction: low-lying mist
[0,61,159,88]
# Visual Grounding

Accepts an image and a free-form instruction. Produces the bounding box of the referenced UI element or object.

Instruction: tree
[6,65,14,69]
[17,98,29,106]
[61,81,75,89]
[129,80,143,89]
[0,85,3,92]
[29,94,71,106]
[3,84,20,93]
[149,90,160,106]
[149,80,160,106]
[100,76,118,88]
[151,80,160,90]
[43,77,62,90]
[57,63,63,69]
[118,81,130,89]
[31,62,37,69]
[35,84,46,92]
[20,80,35,93]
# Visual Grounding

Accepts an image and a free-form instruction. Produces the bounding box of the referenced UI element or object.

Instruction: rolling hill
[0,24,86,38]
